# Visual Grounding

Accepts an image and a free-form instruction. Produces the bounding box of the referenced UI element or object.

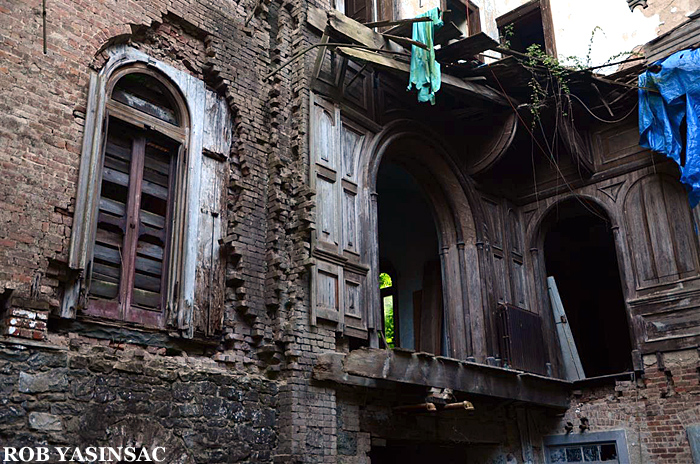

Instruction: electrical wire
[569,93,638,124]
[488,67,609,222]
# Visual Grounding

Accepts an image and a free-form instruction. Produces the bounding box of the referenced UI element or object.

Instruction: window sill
[571,371,639,388]
[49,317,220,351]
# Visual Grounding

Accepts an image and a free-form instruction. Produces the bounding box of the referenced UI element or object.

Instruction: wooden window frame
[64,46,216,339]
[83,66,188,328]
[441,0,481,37]
[495,0,557,57]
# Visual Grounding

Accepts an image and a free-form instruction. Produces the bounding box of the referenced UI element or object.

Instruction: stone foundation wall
[0,340,278,463]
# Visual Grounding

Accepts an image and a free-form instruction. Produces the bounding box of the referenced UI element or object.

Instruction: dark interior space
[543,199,633,377]
[499,7,546,54]
[370,441,505,464]
[377,161,444,354]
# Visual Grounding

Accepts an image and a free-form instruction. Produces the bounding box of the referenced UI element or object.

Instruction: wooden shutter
[88,119,129,311]
[310,94,370,337]
[482,197,528,309]
[624,174,700,289]
[86,118,177,327]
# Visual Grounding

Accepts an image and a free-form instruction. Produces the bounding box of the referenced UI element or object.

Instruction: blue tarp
[639,48,700,207]
[407,8,443,104]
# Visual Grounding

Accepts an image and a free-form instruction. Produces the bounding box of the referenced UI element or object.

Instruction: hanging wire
[488,67,610,222]
[569,93,638,124]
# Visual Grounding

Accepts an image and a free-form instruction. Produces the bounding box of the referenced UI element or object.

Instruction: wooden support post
[547,276,585,381]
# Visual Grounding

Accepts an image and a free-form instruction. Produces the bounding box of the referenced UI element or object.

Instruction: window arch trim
[65,45,207,337]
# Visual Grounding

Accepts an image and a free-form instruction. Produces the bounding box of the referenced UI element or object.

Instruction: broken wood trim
[336,47,509,105]
[363,17,432,29]
[379,33,428,50]
[264,42,408,80]
[313,348,571,408]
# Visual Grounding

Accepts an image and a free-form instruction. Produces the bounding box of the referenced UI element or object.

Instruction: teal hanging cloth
[407,7,443,104]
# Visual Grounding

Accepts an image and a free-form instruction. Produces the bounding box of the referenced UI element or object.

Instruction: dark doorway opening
[370,441,505,463]
[543,199,632,377]
[377,162,444,355]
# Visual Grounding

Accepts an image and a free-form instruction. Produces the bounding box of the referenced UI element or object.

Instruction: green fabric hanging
[407,8,443,105]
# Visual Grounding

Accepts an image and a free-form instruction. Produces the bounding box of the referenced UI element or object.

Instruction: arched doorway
[362,121,484,360]
[541,198,632,377]
[377,161,444,354]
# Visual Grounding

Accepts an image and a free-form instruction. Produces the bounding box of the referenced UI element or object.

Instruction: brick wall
[539,349,700,464]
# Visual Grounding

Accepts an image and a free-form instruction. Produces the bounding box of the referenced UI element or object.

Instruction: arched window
[84,66,188,327]
[64,47,233,338]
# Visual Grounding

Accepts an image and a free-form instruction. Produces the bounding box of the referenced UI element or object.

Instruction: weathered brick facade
[2,0,700,462]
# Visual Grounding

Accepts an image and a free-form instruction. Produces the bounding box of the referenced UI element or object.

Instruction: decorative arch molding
[526,193,619,250]
[525,193,638,377]
[64,45,232,338]
[361,119,488,360]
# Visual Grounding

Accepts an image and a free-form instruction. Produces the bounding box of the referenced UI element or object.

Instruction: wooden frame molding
[63,45,232,339]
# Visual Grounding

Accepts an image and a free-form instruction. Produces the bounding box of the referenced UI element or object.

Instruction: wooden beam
[313,348,571,408]
[363,16,432,29]
[327,9,384,49]
[336,47,509,105]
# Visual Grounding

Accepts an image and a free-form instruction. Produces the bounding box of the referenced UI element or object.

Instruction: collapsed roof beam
[308,7,509,106]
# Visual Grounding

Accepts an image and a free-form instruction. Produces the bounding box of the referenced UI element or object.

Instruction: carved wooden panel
[624,174,700,289]
[313,101,337,170]
[507,207,527,309]
[593,119,650,172]
[342,185,358,255]
[644,305,700,342]
[315,260,341,323]
[309,93,372,337]
[316,174,340,249]
[341,120,364,181]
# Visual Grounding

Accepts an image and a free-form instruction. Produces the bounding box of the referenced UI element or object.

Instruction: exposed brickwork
[3,0,700,462]
[543,349,700,464]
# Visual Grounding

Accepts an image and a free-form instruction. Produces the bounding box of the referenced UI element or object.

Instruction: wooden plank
[90,279,119,299]
[547,277,585,381]
[433,21,463,46]
[106,141,132,162]
[435,32,499,63]
[104,154,131,174]
[140,209,166,229]
[327,10,383,49]
[686,424,700,464]
[314,349,571,408]
[93,262,120,280]
[102,166,130,188]
[134,272,162,292]
[95,227,123,248]
[141,178,169,200]
[93,243,122,265]
[363,16,432,29]
[136,241,164,260]
[135,255,162,276]
[142,165,170,188]
[99,197,126,217]
[308,6,328,32]
[380,33,428,50]
[644,16,700,63]
[131,287,161,308]
[336,47,508,105]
